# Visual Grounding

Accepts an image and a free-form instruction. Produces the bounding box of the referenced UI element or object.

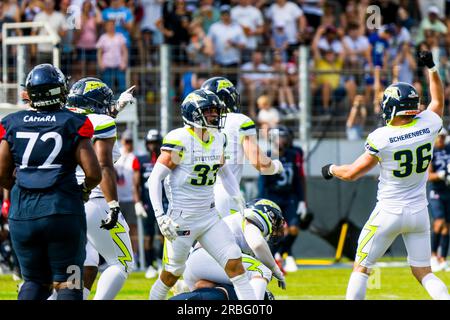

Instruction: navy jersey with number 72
[0,108,94,220]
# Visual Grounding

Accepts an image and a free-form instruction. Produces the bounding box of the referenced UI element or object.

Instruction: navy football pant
[9,214,86,285]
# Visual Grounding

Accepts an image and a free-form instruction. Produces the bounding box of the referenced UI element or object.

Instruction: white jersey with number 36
[365,110,442,212]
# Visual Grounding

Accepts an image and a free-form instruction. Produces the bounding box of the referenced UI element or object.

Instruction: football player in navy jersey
[132,129,167,279]
[0,64,102,300]
[428,128,450,272]
[258,125,306,272]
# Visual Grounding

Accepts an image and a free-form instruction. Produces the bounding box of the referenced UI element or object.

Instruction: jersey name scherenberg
[23,115,57,122]
[389,128,430,143]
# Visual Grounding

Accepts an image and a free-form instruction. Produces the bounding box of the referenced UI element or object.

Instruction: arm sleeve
[161,131,185,154]
[132,157,140,171]
[0,122,6,140]
[217,164,241,198]
[364,133,381,159]
[77,118,94,138]
[239,117,257,137]
[93,116,116,140]
[244,222,278,272]
[148,162,171,218]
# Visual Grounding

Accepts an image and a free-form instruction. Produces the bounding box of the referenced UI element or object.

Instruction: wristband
[329,164,336,176]
[108,200,120,209]
[429,66,438,73]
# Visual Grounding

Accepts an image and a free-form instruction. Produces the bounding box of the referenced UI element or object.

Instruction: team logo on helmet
[184,92,207,104]
[254,199,282,213]
[83,81,106,94]
[383,86,401,101]
[217,79,234,92]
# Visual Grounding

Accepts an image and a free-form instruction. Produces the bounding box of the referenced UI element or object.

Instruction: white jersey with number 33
[161,126,226,213]
[365,110,442,212]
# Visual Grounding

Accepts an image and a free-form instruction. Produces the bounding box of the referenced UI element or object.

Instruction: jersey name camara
[23,115,57,122]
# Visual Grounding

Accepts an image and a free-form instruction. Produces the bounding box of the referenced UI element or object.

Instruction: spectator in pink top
[96,19,128,93]
[75,0,102,78]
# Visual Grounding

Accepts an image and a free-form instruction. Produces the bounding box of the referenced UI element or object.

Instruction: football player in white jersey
[201,77,284,216]
[183,199,287,300]
[321,51,450,300]
[148,89,256,300]
[66,78,135,300]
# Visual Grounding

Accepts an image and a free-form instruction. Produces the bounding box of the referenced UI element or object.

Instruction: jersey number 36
[393,143,432,178]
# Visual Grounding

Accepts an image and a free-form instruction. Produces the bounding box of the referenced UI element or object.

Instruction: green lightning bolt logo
[109,221,133,271]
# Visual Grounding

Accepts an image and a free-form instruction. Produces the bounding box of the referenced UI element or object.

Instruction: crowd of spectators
[1,0,450,138]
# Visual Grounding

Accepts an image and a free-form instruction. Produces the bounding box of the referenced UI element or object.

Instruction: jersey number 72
[16,131,63,169]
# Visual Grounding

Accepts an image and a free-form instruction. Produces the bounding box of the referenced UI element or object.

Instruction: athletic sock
[283,234,298,256]
[249,278,267,300]
[230,274,257,300]
[145,249,154,267]
[422,273,450,300]
[345,272,369,300]
[83,287,90,300]
[47,289,57,300]
[441,234,450,259]
[149,278,171,300]
[432,232,442,254]
[56,288,83,300]
[93,265,127,300]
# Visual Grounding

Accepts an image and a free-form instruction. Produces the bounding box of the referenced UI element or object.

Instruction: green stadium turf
[2,262,450,300]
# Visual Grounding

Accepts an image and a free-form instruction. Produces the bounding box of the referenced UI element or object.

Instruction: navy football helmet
[381,82,420,124]
[245,198,285,243]
[181,89,226,129]
[201,77,240,113]
[25,64,68,110]
[66,77,115,116]
[145,129,162,143]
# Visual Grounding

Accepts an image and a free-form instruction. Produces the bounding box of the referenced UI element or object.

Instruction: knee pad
[18,281,52,300]
[56,287,83,300]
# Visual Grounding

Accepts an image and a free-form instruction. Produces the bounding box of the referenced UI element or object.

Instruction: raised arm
[420,51,444,117]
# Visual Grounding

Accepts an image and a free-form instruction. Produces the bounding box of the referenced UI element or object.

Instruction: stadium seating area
[0,0,450,138]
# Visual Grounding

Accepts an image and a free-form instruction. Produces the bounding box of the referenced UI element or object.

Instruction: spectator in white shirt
[231,0,264,62]
[241,49,274,118]
[257,94,280,135]
[207,4,246,85]
[32,0,67,64]
[266,0,306,49]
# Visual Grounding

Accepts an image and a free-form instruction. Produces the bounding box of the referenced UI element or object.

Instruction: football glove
[418,51,435,69]
[1,199,10,220]
[115,85,136,114]
[273,159,284,174]
[134,201,148,218]
[100,201,121,230]
[157,215,180,242]
[296,201,307,217]
[79,182,91,202]
[321,164,334,180]
[272,267,286,290]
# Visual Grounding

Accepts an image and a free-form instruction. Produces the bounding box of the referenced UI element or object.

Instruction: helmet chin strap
[386,106,396,125]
